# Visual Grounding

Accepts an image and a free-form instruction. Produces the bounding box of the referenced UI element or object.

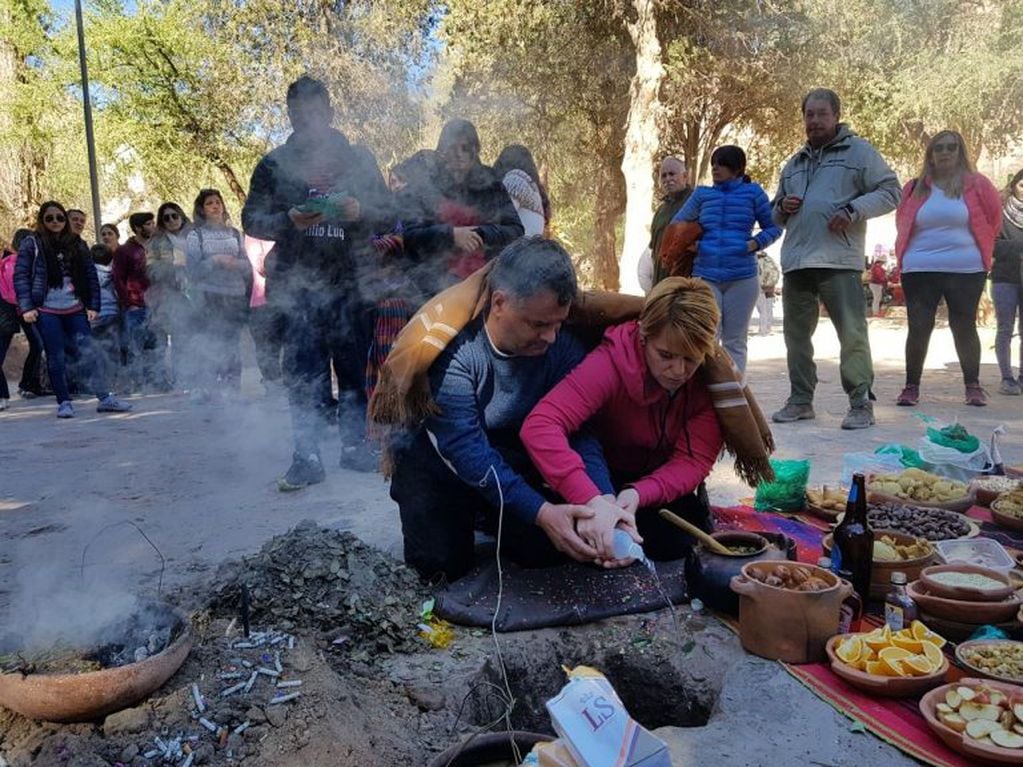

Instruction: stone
[405,684,445,712]
[102,706,150,736]
[119,743,139,763]
[244,705,267,724]
[264,705,287,728]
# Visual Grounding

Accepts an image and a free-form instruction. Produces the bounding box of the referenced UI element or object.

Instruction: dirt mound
[210,520,430,659]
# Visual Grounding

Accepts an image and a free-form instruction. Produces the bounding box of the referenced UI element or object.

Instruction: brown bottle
[831,473,873,603]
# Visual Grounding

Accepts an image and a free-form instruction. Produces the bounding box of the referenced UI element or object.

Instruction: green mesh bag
[754,458,810,512]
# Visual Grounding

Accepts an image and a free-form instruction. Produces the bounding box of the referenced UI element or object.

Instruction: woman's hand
[746,239,758,253]
[22,309,38,323]
[616,487,640,518]
[579,495,636,563]
[452,227,483,252]
[86,309,98,322]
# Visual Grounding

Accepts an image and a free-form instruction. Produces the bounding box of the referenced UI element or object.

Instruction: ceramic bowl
[956,640,1023,685]
[821,529,937,600]
[920,678,1023,765]
[907,581,1021,624]
[825,634,949,698]
[919,563,1015,602]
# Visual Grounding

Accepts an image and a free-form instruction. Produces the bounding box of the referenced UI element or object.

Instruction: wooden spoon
[658,509,733,556]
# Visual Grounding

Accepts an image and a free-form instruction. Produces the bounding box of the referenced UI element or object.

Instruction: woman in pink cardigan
[521,277,724,564]
[893,130,1002,407]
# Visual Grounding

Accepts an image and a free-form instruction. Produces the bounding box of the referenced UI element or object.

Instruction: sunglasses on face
[933,142,959,153]
[44,214,66,223]
[162,212,180,222]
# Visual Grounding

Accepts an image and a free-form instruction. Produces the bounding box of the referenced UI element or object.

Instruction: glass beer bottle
[831,473,873,603]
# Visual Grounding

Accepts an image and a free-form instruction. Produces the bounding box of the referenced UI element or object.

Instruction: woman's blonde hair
[639,277,720,362]
[913,130,974,199]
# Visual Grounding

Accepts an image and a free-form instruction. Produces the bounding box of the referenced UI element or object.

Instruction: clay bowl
[0,606,192,722]
[920,678,1023,765]
[821,529,937,600]
[919,611,1019,643]
[956,640,1023,685]
[907,581,1022,625]
[990,496,1023,533]
[867,490,974,513]
[825,634,949,697]
[919,564,1015,602]
[705,531,769,557]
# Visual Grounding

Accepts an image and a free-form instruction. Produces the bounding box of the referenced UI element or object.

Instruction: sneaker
[965,384,988,407]
[841,401,875,430]
[0,399,8,411]
[18,388,38,400]
[56,401,75,419]
[999,379,1021,396]
[97,394,133,413]
[771,402,815,423]
[339,444,380,473]
[896,384,919,406]
[277,452,326,491]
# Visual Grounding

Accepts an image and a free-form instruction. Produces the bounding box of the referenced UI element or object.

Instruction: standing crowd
[1,78,1022,582]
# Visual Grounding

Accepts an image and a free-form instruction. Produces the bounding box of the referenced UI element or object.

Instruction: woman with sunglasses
[894,130,1002,406]
[186,189,249,397]
[13,201,131,417]
[149,202,192,388]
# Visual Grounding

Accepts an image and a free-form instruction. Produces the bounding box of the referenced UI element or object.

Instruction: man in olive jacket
[771,88,900,430]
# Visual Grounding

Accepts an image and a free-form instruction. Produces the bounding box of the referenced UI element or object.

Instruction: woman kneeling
[521,277,723,565]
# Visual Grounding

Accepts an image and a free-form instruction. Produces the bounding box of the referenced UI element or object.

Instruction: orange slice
[902,655,935,676]
[864,625,893,651]
[891,635,925,653]
[920,640,944,669]
[879,646,913,663]
[911,620,947,648]
[836,636,864,665]
[866,658,904,677]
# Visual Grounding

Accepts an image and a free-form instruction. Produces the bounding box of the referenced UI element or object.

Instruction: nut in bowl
[921,679,1023,764]
[972,478,1022,508]
[957,641,1023,685]
[992,489,1023,532]
[827,621,949,697]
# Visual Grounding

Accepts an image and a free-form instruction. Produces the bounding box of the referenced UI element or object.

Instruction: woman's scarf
[1005,194,1023,230]
[368,263,775,485]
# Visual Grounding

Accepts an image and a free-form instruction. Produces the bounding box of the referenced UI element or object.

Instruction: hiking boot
[18,388,39,400]
[999,379,1021,396]
[841,401,875,430]
[339,444,380,473]
[965,384,988,406]
[97,394,132,413]
[278,452,325,492]
[0,399,8,411]
[896,384,919,406]
[771,402,815,423]
[56,401,75,419]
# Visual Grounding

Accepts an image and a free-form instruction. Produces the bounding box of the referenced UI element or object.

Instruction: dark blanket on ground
[434,557,687,632]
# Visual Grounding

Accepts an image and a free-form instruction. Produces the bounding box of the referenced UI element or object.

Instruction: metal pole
[74,0,102,242]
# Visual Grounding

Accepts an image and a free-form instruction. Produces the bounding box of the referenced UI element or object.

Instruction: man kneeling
[390,237,625,582]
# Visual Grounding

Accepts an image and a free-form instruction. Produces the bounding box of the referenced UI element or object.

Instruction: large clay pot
[685,531,795,617]
[730,562,852,664]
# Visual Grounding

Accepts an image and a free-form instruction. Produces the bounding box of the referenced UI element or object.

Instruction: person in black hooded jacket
[398,118,524,299]
[242,75,391,489]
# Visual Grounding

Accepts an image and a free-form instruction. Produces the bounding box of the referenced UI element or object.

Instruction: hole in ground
[465,630,717,733]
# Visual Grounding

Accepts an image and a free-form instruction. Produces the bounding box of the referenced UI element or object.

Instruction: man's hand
[577,495,628,561]
[86,309,98,322]
[828,208,853,233]
[288,208,324,230]
[339,196,361,221]
[780,195,802,215]
[22,309,38,323]
[536,502,598,562]
[616,487,640,519]
[452,227,483,252]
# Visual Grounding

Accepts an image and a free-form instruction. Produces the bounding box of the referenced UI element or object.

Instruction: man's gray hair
[801,88,841,117]
[489,236,578,306]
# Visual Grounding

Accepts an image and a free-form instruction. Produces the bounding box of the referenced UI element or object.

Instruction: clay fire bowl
[907,581,1021,625]
[919,563,1015,602]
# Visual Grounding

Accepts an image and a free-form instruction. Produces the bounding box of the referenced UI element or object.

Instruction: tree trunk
[216,160,248,205]
[592,159,626,291]
[618,0,664,295]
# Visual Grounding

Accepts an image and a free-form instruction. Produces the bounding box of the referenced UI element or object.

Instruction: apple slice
[941,713,967,733]
[936,703,954,715]
[967,720,1002,740]
[990,691,1007,707]
[958,686,977,702]
[1013,724,1023,736]
[946,690,962,709]
[990,730,1023,749]
[1014,703,1023,721]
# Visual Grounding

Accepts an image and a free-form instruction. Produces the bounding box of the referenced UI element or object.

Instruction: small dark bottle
[832,473,873,603]
[884,572,918,631]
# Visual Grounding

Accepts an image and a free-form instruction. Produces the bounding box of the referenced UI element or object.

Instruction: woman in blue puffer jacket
[672,145,781,372]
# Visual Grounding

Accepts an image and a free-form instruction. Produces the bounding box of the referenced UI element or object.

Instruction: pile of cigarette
[140,626,303,765]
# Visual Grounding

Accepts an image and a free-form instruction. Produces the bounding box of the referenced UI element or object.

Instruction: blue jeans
[121,307,150,387]
[705,275,760,373]
[993,281,1023,381]
[36,311,110,403]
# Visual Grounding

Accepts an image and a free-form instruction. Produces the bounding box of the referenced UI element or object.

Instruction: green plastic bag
[874,444,929,470]
[754,458,810,512]
[926,423,980,454]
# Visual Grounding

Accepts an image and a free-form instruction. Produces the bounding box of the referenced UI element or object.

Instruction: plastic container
[933,538,1015,572]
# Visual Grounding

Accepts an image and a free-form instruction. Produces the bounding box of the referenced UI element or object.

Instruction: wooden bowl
[821,530,937,600]
[920,678,1023,765]
[907,581,1022,624]
[919,564,1015,602]
[825,634,949,697]
[956,640,1023,685]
